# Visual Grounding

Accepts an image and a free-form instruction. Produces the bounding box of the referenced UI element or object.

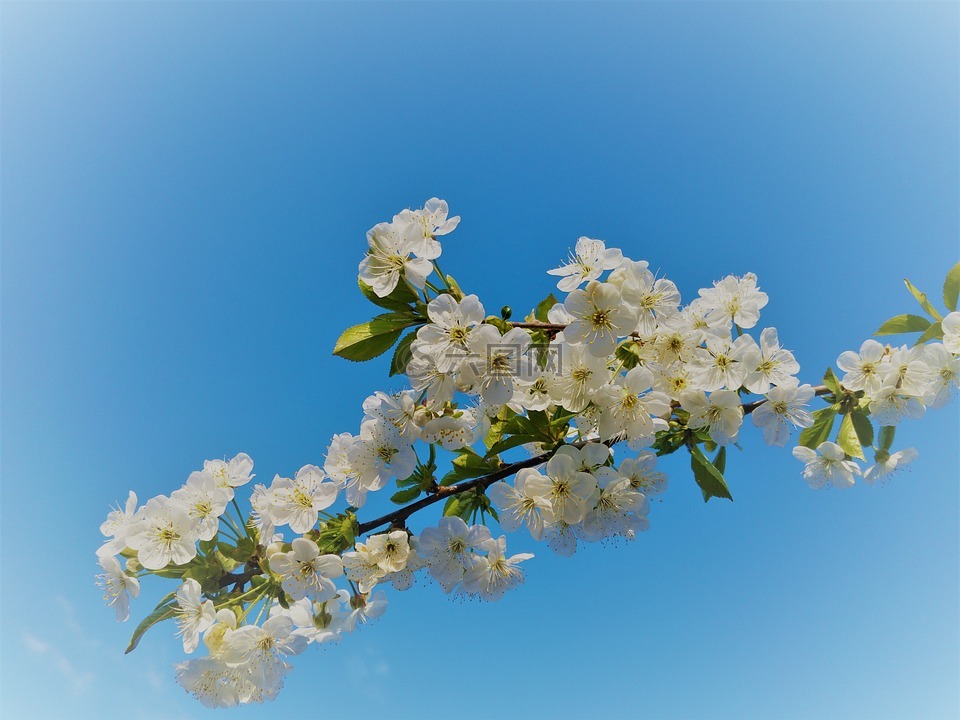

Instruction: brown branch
[213,381,836,592]
[357,450,558,535]
[508,321,567,331]
[357,384,834,536]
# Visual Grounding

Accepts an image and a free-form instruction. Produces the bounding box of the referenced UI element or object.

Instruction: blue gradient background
[2,3,958,719]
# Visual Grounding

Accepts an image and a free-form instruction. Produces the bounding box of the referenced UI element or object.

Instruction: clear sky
[2,3,958,719]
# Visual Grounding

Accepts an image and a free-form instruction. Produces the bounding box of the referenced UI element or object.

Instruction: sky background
[2,2,958,719]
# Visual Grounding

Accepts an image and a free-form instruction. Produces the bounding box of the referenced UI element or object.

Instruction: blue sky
[2,2,957,719]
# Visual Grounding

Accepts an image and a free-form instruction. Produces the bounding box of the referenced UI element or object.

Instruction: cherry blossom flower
[563,281,636,357]
[175,578,216,653]
[359,219,433,297]
[792,442,861,489]
[547,236,623,292]
[97,555,140,622]
[751,384,815,446]
[680,389,744,446]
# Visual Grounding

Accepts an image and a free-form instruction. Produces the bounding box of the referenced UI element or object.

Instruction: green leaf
[944,262,960,312]
[442,496,465,519]
[878,425,896,452]
[485,433,538,458]
[125,591,178,654]
[904,278,942,321]
[915,321,945,345]
[798,407,837,449]
[875,314,931,337]
[849,409,874,449]
[689,444,733,502]
[333,313,418,362]
[822,368,842,396]
[837,414,865,460]
[358,278,420,313]
[534,293,559,322]
[713,446,727,475]
[390,486,421,504]
[389,331,418,376]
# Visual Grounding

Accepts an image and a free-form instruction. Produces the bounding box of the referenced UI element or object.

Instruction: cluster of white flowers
[793,319,960,487]
[97,198,960,709]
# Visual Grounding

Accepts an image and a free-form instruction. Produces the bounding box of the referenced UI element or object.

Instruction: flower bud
[412,407,432,427]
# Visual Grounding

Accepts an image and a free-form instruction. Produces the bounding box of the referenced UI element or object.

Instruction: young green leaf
[798,407,837,449]
[914,321,945,345]
[484,433,539,459]
[125,591,178,654]
[333,313,420,362]
[689,444,733,502]
[713,446,727,474]
[878,425,896,452]
[534,293,559,322]
[822,368,842,396]
[903,278,942,321]
[837,414,865,460]
[849,409,874,449]
[944,262,960,312]
[875,314,931,337]
[390,487,421,505]
[358,279,420,313]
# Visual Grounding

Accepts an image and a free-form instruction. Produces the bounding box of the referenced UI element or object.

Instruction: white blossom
[563,281,636,357]
[836,339,887,394]
[96,555,140,622]
[864,448,919,484]
[270,538,343,602]
[942,311,960,354]
[98,490,140,558]
[741,327,800,394]
[680,389,744,446]
[487,468,554,540]
[359,219,433,297]
[395,197,460,260]
[461,536,533,601]
[792,442,861,489]
[751,384,816,446]
[126,496,200,570]
[175,578,216,653]
[268,466,339,534]
[547,236,623,292]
